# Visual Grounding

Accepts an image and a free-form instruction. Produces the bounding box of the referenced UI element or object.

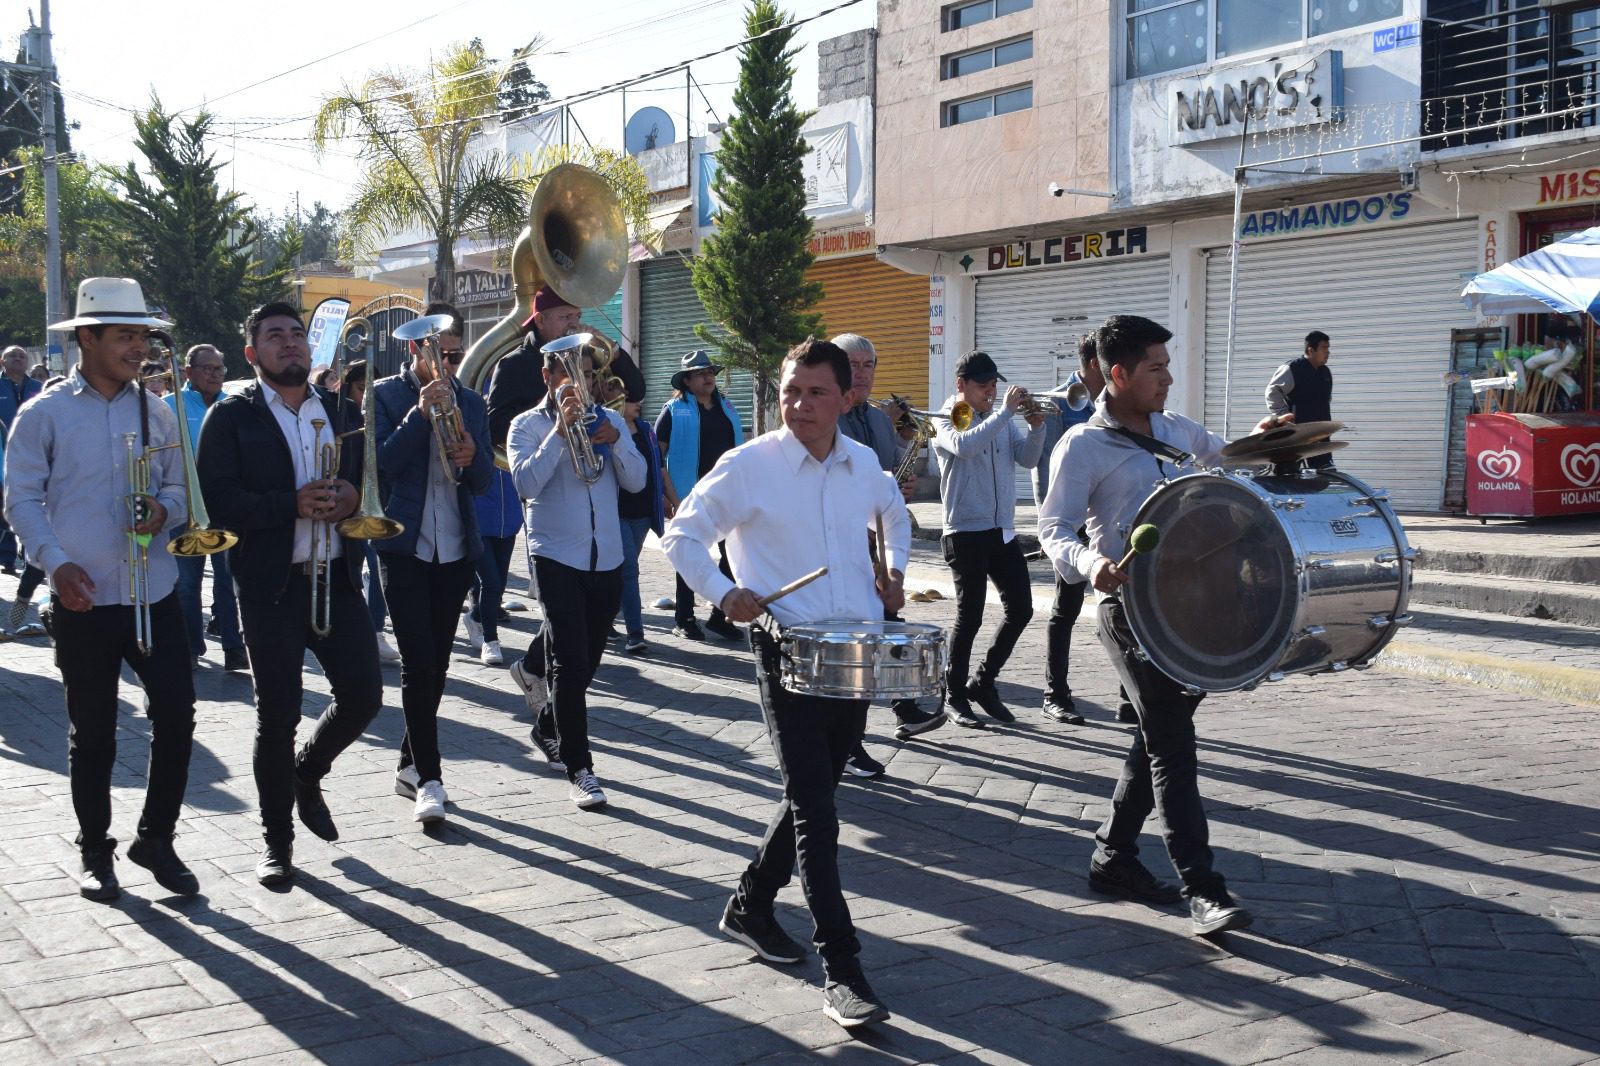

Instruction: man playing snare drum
[1038,314,1272,938]
[659,338,910,1030]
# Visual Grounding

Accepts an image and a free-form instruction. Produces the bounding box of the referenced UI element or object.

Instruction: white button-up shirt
[262,384,342,565]
[659,427,911,628]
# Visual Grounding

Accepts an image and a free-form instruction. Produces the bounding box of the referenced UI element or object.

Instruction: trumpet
[309,419,338,638]
[146,332,238,557]
[874,395,975,434]
[393,313,468,483]
[1016,380,1093,418]
[542,333,607,484]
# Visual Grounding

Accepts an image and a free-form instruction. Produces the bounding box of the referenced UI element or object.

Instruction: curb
[1375,640,1600,707]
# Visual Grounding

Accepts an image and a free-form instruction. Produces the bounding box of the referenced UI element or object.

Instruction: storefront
[455,268,625,356]
[637,256,754,432]
[806,226,932,409]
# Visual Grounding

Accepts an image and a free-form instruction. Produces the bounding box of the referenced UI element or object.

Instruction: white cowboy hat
[48,277,173,331]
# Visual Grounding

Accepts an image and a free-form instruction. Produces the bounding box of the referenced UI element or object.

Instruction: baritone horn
[147,332,238,557]
[543,332,607,485]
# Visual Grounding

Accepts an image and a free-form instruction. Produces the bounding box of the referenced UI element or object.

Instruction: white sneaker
[463,613,483,650]
[394,765,420,799]
[480,639,504,666]
[375,633,401,663]
[509,659,548,714]
[569,769,607,810]
[414,780,447,824]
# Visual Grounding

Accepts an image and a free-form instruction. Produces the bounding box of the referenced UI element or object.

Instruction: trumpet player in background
[4,278,198,901]
[931,350,1046,728]
[507,338,646,811]
[832,333,947,777]
[370,302,493,825]
[198,302,382,887]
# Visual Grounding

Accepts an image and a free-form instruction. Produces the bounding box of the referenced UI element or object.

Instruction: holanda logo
[1560,443,1600,488]
[1476,448,1522,482]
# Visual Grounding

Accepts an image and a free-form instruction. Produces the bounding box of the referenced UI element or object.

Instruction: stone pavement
[1,540,1597,1065]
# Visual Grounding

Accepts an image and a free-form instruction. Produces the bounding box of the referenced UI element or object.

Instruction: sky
[16,0,873,222]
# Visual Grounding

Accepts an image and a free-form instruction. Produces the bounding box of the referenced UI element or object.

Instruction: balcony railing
[1421,1,1600,151]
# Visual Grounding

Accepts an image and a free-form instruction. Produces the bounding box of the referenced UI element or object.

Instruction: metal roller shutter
[808,256,931,409]
[638,257,754,433]
[975,256,1172,498]
[582,289,625,348]
[1202,220,1479,511]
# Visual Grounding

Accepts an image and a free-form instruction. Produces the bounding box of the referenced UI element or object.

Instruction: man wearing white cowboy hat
[3,277,201,901]
[655,349,744,642]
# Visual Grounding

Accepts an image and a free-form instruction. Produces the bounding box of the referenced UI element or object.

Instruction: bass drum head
[1123,475,1297,691]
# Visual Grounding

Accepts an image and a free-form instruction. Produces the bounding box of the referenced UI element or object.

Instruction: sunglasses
[440,349,464,364]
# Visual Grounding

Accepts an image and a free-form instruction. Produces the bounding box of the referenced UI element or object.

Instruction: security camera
[1048,182,1064,197]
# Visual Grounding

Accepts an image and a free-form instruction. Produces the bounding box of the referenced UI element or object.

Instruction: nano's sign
[1239,191,1413,239]
[454,270,513,307]
[983,227,1149,272]
[1171,50,1344,146]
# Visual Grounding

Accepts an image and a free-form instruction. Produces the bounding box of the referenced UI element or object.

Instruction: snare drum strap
[1087,413,1193,473]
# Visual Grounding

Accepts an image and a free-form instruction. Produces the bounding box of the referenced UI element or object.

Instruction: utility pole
[38,0,65,370]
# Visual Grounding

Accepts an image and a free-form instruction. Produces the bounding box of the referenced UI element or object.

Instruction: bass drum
[1122,468,1414,693]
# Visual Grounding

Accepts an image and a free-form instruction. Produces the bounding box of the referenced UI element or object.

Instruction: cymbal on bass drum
[1220,419,1344,459]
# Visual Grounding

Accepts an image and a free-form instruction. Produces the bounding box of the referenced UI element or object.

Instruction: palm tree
[312,40,530,302]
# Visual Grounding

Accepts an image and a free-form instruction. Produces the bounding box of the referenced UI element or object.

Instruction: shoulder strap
[1086,411,1192,466]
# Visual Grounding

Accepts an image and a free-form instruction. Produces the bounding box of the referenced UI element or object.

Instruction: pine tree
[691,0,823,432]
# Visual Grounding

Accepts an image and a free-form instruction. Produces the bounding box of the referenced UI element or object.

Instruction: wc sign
[1372,22,1419,53]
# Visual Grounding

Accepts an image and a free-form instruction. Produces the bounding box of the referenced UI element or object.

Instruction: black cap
[956,350,1006,383]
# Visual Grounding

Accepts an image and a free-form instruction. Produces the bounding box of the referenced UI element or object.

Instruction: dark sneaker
[1088,859,1182,904]
[894,707,947,740]
[78,840,120,901]
[1042,695,1085,725]
[293,771,339,842]
[673,619,706,641]
[844,749,885,779]
[822,971,890,1028]
[1117,700,1138,724]
[530,728,566,773]
[127,835,200,896]
[256,841,294,886]
[967,681,1015,723]
[946,686,985,730]
[623,634,647,654]
[705,616,744,642]
[718,898,804,964]
[223,646,250,672]
[1190,894,1252,936]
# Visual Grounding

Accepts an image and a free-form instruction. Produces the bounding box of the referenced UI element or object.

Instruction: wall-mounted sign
[1238,191,1413,239]
[976,227,1150,272]
[1537,167,1600,206]
[1171,50,1344,146]
[455,270,514,307]
[1371,21,1419,53]
[804,124,851,210]
[929,275,946,358]
[808,226,875,261]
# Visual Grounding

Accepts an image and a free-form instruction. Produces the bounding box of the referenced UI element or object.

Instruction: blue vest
[664,393,744,498]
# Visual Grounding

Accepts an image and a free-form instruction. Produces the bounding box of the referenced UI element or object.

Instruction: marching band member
[371,302,494,825]
[660,338,909,1030]
[4,278,198,900]
[197,302,382,887]
[930,350,1046,727]
[1039,314,1267,936]
[507,338,646,809]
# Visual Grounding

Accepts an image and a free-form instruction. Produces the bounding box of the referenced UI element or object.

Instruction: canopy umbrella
[1461,225,1600,317]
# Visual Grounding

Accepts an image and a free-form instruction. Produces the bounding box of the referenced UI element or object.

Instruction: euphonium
[147,332,238,556]
[393,313,468,483]
[542,332,607,485]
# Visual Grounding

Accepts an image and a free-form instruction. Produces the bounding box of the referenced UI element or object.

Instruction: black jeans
[380,553,476,784]
[48,592,195,847]
[736,623,867,976]
[239,573,382,845]
[941,528,1034,690]
[674,542,733,626]
[469,534,518,643]
[533,555,621,779]
[1093,597,1225,900]
[1046,577,1089,701]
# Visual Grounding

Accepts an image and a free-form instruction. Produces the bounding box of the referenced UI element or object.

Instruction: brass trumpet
[1016,380,1093,418]
[147,332,238,557]
[874,395,975,433]
[393,313,468,483]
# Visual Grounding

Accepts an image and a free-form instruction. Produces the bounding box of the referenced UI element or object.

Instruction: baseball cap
[956,350,1006,383]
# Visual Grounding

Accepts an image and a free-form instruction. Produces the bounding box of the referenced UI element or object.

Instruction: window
[942,35,1034,79]
[1126,0,1404,78]
[943,84,1034,126]
[945,0,1033,33]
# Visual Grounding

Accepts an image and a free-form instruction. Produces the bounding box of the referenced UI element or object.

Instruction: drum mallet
[758,567,829,609]
[1116,524,1160,570]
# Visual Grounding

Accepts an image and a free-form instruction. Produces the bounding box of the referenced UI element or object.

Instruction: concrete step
[1413,544,1600,585]
[1408,571,1600,629]
[1375,605,1600,707]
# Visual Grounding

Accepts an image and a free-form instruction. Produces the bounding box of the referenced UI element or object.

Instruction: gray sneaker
[509,659,548,715]
[1190,894,1252,936]
[822,971,890,1028]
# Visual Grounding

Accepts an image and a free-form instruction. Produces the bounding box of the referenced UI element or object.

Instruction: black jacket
[197,381,367,602]
[485,330,646,448]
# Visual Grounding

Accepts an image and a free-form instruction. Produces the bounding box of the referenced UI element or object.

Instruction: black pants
[49,592,195,847]
[239,572,382,845]
[1046,577,1089,701]
[941,528,1034,690]
[1093,597,1224,900]
[736,623,867,977]
[380,553,475,784]
[533,555,621,779]
[674,542,733,626]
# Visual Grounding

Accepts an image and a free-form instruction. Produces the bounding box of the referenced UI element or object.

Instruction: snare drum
[1122,468,1413,693]
[780,621,947,699]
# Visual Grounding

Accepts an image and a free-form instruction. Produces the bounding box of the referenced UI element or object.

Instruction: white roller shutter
[975,257,1171,498]
[1202,220,1478,511]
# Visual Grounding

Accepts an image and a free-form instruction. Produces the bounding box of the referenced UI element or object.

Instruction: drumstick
[873,514,888,586]
[757,567,829,609]
[1116,523,1160,570]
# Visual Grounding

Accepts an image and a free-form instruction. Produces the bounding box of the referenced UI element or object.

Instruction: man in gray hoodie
[931,350,1046,727]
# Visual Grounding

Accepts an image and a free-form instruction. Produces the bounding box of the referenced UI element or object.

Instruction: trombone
[542,332,607,485]
[121,431,178,655]
[146,332,238,557]
[308,420,338,638]
[393,313,468,483]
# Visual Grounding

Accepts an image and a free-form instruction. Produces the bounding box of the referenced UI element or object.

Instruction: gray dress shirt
[2,370,187,604]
